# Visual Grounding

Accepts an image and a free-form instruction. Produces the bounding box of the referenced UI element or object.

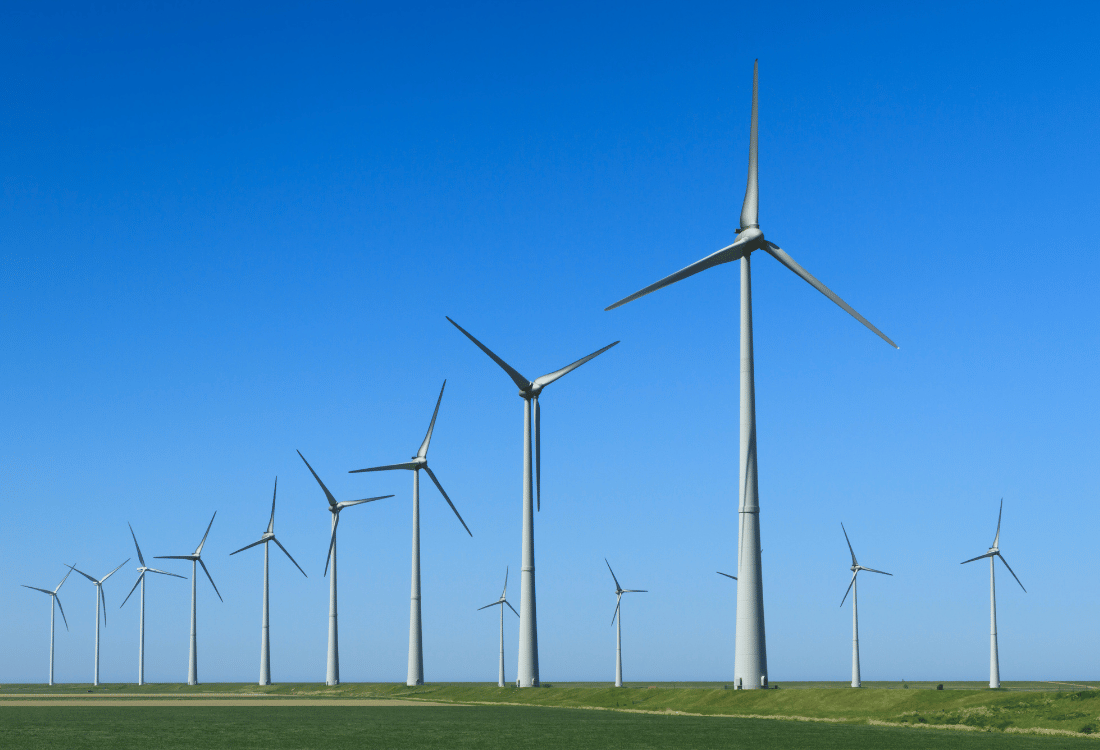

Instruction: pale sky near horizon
[2,1,1098,685]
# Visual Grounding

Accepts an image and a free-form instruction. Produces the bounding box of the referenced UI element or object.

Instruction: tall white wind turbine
[606,559,646,688]
[69,559,129,686]
[349,381,472,686]
[21,568,72,685]
[838,523,892,688]
[155,512,222,685]
[298,450,393,686]
[120,524,184,685]
[961,499,1026,689]
[477,566,519,687]
[447,316,618,687]
[604,60,897,689]
[229,478,308,686]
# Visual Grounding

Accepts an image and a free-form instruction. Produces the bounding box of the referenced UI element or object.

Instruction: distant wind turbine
[69,560,129,686]
[477,567,519,687]
[120,524,184,685]
[155,512,222,685]
[350,380,471,686]
[604,60,896,689]
[961,499,1026,689]
[606,559,647,688]
[298,450,392,686]
[230,478,307,686]
[839,523,892,688]
[21,567,72,685]
[447,316,618,687]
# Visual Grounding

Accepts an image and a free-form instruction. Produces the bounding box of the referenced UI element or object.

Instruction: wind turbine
[21,568,72,685]
[120,524,184,685]
[447,316,618,687]
[298,450,393,686]
[839,523,892,688]
[961,499,1026,689]
[155,512,222,685]
[69,559,129,686]
[349,381,472,686]
[229,477,308,686]
[604,60,897,689]
[606,559,647,688]
[477,566,519,687]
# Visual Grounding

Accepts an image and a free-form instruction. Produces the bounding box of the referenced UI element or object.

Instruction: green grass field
[1,704,1098,750]
[3,682,1099,748]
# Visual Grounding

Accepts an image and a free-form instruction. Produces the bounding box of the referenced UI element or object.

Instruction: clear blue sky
[3,1,1098,685]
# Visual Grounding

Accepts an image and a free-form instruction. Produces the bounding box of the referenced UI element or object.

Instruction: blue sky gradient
[2,1,1098,684]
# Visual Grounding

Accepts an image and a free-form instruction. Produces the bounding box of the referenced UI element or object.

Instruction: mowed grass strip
[0,705,1096,750]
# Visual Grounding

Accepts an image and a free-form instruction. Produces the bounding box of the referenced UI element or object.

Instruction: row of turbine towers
[19,60,1027,690]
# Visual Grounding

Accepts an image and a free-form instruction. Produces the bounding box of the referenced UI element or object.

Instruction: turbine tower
[298,450,392,686]
[155,512,223,685]
[477,566,518,687]
[69,559,129,686]
[349,381,472,686]
[604,61,897,689]
[229,478,308,686]
[961,499,1026,689]
[606,559,646,688]
[838,523,892,688]
[120,524,184,685]
[447,316,618,687]
[21,568,72,685]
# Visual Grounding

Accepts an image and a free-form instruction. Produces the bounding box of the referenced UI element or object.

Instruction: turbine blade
[604,558,622,592]
[324,515,339,577]
[604,241,750,311]
[861,566,893,576]
[961,552,993,565]
[841,522,858,566]
[99,585,107,625]
[993,498,1003,548]
[532,341,619,389]
[336,494,394,509]
[534,397,540,512]
[69,566,98,584]
[55,595,69,631]
[273,537,308,578]
[624,589,648,593]
[195,512,217,556]
[348,462,417,474]
[446,317,530,391]
[120,574,143,609]
[505,600,519,618]
[997,554,1026,593]
[611,596,621,625]
[424,465,472,537]
[100,558,130,583]
[298,450,338,507]
[268,477,278,535]
[763,242,898,349]
[154,555,195,560]
[840,571,857,607]
[128,523,146,568]
[55,566,73,592]
[740,59,759,230]
[417,380,446,458]
[145,567,185,579]
[229,538,266,556]
[22,585,54,595]
[502,566,509,599]
[198,559,223,602]
[477,601,502,611]
[717,571,737,581]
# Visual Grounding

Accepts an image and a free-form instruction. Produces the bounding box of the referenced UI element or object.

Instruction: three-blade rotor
[121,524,184,609]
[348,381,472,537]
[447,316,619,511]
[69,559,130,625]
[839,523,892,607]
[603,60,897,351]
[155,512,224,602]
[477,566,519,616]
[299,450,393,576]
[606,559,647,625]
[21,567,73,630]
[229,477,308,577]
[960,499,1026,593]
